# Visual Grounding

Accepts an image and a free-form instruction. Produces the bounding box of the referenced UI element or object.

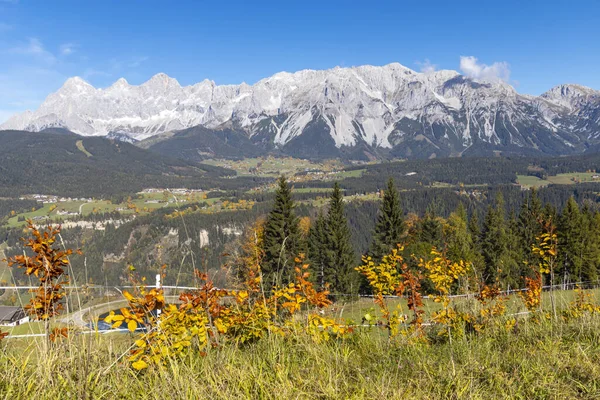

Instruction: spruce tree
[307,211,327,289]
[262,176,301,287]
[323,182,357,294]
[468,211,481,246]
[518,188,543,268]
[467,210,485,279]
[504,210,524,288]
[582,210,600,284]
[558,196,583,284]
[481,193,509,285]
[370,177,405,261]
[419,206,443,247]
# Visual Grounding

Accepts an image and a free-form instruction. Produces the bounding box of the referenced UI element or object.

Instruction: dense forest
[4,176,600,293]
[0,130,241,198]
[3,150,600,291]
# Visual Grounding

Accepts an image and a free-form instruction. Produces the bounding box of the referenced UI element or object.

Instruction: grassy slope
[517,172,600,188]
[0,244,10,283]
[1,316,599,399]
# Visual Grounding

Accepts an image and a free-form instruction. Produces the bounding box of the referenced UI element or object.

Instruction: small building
[0,306,29,327]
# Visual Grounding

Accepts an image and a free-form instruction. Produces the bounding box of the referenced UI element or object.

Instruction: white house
[0,306,29,327]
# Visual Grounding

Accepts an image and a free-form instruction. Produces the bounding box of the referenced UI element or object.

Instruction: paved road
[60,296,181,328]
[60,299,128,328]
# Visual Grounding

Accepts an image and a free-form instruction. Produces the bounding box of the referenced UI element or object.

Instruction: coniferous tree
[581,209,600,284]
[518,188,543,269]
[504,210,524,288]
[261,176,301,287]
[307,211,327,289]
[481,193,509,285]
[467,211,485,280]
[468,211,481,248]
[558,197,583,284]
[323,182,357,294]
[369,177,405,261]
[419,207,443,248]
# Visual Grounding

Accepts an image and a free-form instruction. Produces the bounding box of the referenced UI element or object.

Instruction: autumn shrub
[109,254,350,370]
[4,221,78,345]
[356,245,425,340]
[418,248,470,339]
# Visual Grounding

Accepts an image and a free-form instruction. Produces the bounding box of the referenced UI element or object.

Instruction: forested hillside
[4,177,600,291]
[0,130,235,197]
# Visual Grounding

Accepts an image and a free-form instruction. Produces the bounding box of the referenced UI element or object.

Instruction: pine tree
[323,182,357,294]
[419,207,443,247]
[468,211,481,245]
[307,211,327,289]
[504,210,524,288]
[581,209,600,284]
[369,177,405,261]
[261,176,301,287]
[481,193,509,286]
[467,210,485,279]
[518,188,543,269]
[558,196,583,284]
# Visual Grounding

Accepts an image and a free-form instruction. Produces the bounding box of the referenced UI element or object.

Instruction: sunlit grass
[517,172,600,188]
[1,315,600,399]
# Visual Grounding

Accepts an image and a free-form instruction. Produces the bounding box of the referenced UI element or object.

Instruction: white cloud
[60,43,77,56]
[83,68,112,79]
[459,56,510,83]
[128,56,149,68]
[416,59,437,73]
[9,38,56,64]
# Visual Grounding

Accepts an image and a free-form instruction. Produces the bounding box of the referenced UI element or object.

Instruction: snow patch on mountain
[2,63,600,154]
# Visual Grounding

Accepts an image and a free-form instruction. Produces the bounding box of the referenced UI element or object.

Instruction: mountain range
[2,63,600,160]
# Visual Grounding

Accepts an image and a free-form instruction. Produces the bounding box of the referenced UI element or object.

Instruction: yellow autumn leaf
[123,291,134,301]
[127,319,137,332]
[132,359,148,370]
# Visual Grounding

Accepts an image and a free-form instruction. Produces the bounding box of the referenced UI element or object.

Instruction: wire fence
[2,280,599,340]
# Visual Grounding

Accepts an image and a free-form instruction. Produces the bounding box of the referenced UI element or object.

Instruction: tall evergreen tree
[323,182,358,294]
[307,211,327,289]
[558,196,583,284]
[467,210,485,280]
[518,188,543,269]
[419,206,443,247]
[504,210,524,288]
[581,210,600,284]
[481,193,509,285]
[468,211,481,246]
[261,176,301,287]
[369,177,405,261]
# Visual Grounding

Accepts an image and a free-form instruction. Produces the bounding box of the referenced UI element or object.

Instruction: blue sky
[1,0,599,122]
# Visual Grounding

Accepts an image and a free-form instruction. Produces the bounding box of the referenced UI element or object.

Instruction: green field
[3,192,209,228]
[517,172,600,188]
[0,243,10,283]
[202,156,360,180]
[334,169,366,179]
[324,287,600,324]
